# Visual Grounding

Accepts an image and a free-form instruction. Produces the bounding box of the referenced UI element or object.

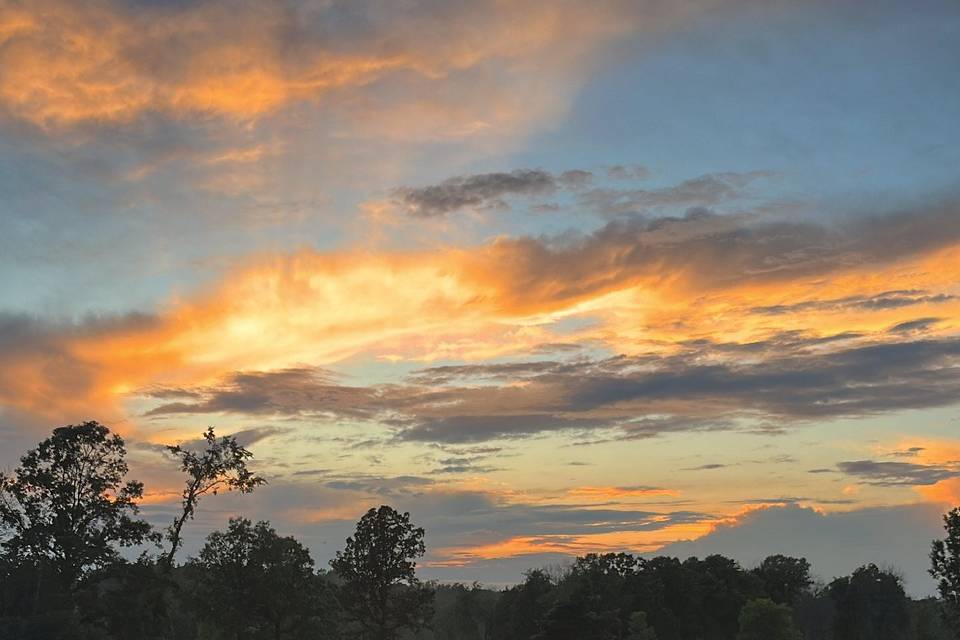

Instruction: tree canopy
[736,598,799,640]
[828,563,910,640]
[188,518,335,639]
[0,421,152,585]
[0,422,956,640]
[163,426,265,568]
[930,507,960,636]
[752,554,812,606]
[330,505,434,640]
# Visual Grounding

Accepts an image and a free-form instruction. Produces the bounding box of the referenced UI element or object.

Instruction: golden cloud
[0,0,704,131]
[2,206,958,429]
[430,520,719,564]
[567,486,679,500]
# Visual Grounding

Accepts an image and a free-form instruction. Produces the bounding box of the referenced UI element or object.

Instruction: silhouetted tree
[490,569,555,640]
[533,594,621,640]
[78,556,182,640]
[573,552,639,579]
[626,611,657,640]
[0,422,153,587]
[736,598,800,640]
[0,554,86,637]
[570,552,638,613]
[910,597,953,640]
[2,422,953,640]
[636,556,697,640]
[793,583,836,640]
[163,427,265,568]
[431,582,498,640]
[533,552,639,640]
[331,505,434,640]
[829,564,910,640]
[754,555,812,605]
[685,554,764,640]
[930,507,960,636]
[188,518,334,639]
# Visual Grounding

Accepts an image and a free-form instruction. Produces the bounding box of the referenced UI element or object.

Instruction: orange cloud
[567,486,679,500]
[431,520,719,565]
[882,439,960,506]
[429,501,890,566]
[918,479,960,507]
[2,207,959,432]
[0,1,399,126]
[0,0,694,131]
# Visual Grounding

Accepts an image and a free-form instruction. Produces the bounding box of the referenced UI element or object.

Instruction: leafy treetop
[0,421,153,584]
[162,427,265,568]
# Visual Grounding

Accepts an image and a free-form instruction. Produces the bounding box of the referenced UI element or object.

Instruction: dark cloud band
[143,335,960,443]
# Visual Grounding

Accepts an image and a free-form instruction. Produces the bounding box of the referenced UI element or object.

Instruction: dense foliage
[331,506,434,639]
[930,507,960,637]
[0,421,154,586]
[187,518,335,639]
[0,422,956,639]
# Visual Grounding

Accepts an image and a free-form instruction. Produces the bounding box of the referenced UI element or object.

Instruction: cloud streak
[141,334,960,444]
[837,459,960,486]
[394,169,559,217]
[391,169,770,218]
[576,171,773,216]
[0,0,716,132]
[3,197,959,432]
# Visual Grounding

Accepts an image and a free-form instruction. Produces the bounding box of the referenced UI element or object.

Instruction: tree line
[1,421,959,640]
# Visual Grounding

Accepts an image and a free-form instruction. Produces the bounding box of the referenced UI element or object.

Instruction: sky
[1,0,959,595]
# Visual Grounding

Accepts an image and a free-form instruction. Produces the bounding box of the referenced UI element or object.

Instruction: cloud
[168,426,288,450]
[657,503,947,596]
[142,367,386,420]
[321,474,435,498]
[427,445,507,474]
[407,360,572,385]
[395,414,609,444]
[138,473,717,569]
[837,460,960,486]
[142,333,960,444]
[0,0,395,126]
[412,493,714,563]
[888,446,926,458]
[558,169,595,188]
[390,169,771,218]
[464,202,960,311]
[888,317,942,334]
[0,0,715,131]
[606,164,650,180]
[394,169,558,217]
[750,291,956,316]
[576,171,773,216]
[431,462,503,475]
[567,486,677,500]
[118,463,956,593]
[0,311,161,423]
[732,496,858,506]
[4,197,960,434]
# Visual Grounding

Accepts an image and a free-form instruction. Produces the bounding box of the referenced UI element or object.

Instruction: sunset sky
[1,0,959,595]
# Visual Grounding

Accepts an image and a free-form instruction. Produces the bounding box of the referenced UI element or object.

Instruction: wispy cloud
[576,171,773,216]
[390,169,770,218]
[3,193,959,432]
[837,459,960,486]
[140,334,960,444]
[393,169,560,217]
[0,0,704,132]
